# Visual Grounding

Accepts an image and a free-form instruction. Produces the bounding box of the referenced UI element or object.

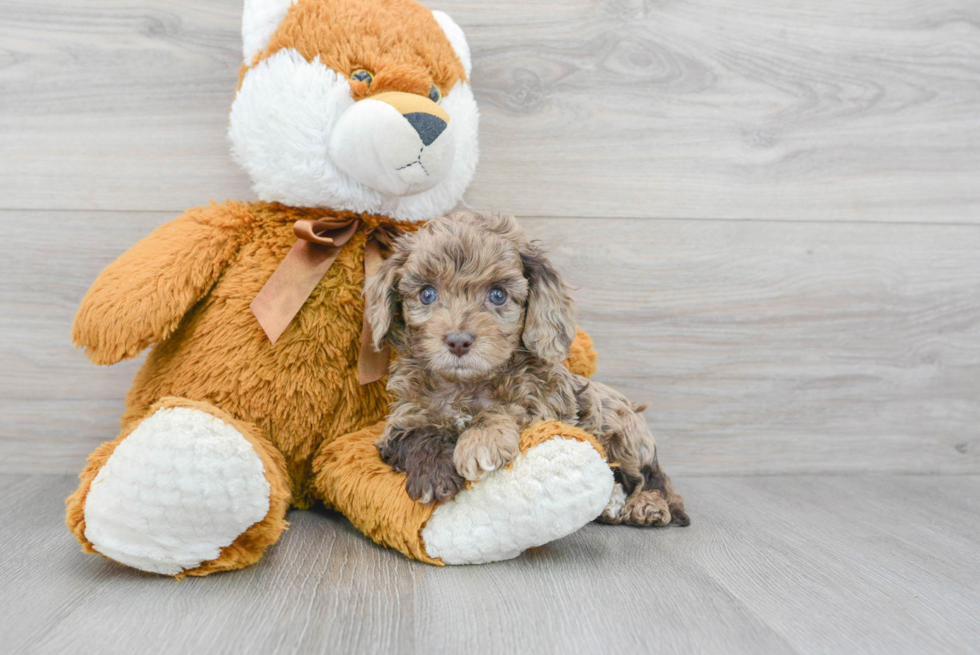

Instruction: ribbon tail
[251,240,343,344]
[251,220,392,383]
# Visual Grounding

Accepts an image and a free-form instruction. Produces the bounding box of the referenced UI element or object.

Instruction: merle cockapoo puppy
[364,212,688,527]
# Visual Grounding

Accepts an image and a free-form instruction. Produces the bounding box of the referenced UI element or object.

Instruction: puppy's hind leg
[600,453,689,527]
[587,383,689,527]
[600,465,673,527]
[639,456,690,527]
[602,457,689,527]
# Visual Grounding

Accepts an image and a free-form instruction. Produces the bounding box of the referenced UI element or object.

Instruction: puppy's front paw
[453,426,520,481]
[376,436,404,470]
[377,426,466,504]
[406,461,464,505]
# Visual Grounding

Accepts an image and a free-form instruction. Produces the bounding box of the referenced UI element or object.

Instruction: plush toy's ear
[364,248,410,352]
[242,0,297,64]
[431,10,472,78]
[520,242,577,364]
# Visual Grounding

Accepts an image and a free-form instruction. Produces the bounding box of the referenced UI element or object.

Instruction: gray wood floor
[2,473,978,655]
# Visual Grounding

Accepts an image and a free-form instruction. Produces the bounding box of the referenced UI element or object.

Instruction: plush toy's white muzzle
[329,92,457,197]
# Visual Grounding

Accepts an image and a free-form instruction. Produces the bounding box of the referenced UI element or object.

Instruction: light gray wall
[2,0,978,474]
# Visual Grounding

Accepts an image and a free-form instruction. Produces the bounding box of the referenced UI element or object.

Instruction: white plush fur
[432,10,472,78]
[242,0,297,65]
[328,97,457,198]
[83,407,271,575]
[421,437,614,565]
[228,4,480,223]
[229,49,478,221]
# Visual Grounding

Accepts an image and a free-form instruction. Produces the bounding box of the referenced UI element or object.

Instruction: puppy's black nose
[445,332,475,357]
[403,112,447,146]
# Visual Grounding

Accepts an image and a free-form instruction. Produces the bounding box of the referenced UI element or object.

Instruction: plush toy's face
[229,0,478,221]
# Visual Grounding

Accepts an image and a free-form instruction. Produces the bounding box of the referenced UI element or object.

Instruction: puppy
[365,212,689,527]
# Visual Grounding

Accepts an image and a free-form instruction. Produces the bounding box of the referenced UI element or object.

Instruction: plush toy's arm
[72,204,248,365]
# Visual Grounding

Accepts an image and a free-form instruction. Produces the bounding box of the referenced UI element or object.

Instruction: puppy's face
[366,213,577,382]
[397,224,528,380]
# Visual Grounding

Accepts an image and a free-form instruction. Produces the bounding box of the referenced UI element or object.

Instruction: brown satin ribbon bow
[249,218,392,385]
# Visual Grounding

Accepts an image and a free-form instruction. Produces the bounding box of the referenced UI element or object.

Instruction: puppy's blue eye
[428,85,442,103]
[488,288,507,306]
[420,286,438,305]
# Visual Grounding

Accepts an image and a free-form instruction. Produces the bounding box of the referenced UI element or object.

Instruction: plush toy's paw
[421,422,614,565]
[71,403,288,576]
[453,424,520,481]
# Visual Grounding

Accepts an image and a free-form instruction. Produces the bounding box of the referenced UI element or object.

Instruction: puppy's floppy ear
[520,241,577,363]
[364,248,409,352]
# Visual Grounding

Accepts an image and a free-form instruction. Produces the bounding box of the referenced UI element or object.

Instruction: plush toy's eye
[351,69,374,84]
[487,288,507,306]
[420,285,438,305]
[428,85,442,103]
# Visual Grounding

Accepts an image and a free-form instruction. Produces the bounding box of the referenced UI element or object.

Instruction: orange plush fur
[67,199,598,570]
[239,0,466,96]
[67,0,600,574]
[72,203,415,502]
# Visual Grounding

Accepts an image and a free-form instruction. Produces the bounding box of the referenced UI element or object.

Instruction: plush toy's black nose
[403,112,447,146]
[445,332,474,357]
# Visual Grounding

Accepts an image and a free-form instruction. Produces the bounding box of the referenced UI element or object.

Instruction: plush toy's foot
[66,398,290,577]
[422,426,613,564]
[313,420,613,565]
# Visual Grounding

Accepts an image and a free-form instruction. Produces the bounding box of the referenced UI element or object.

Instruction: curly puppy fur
[365,212,688,526]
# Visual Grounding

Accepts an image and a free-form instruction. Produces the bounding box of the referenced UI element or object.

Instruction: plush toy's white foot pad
[421,437,614,565]
[83,407,271,575]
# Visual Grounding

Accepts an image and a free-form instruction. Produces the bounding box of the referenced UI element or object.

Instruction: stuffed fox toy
[66,0,618,576]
